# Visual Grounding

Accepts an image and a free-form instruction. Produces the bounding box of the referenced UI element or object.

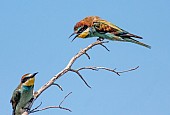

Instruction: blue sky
[1,0,170,115]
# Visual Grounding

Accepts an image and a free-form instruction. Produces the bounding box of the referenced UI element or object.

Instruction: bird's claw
[23,107,30,111]
[97,37,104,41]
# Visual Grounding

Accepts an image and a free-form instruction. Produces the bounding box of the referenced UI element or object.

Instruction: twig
[59,92,72,107]
[100,43,110,51]
[117,66,139,74]
[69,69,91,88]
[77,66,119,76]
[77,66,139,76]
[30,102,42,112]
[84,52,91,59]
[30,92,72,113]
[31,106,72,113]
[52,83,63,91]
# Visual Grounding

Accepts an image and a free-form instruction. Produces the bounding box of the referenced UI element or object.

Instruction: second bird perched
[69,16,151,49]
[10,72,38,115]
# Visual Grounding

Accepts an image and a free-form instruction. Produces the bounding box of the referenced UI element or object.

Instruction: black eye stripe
[77,25,88,33]
[21,77,31,83]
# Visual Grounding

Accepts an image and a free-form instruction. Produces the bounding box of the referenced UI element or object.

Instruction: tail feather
[124,38,151,49]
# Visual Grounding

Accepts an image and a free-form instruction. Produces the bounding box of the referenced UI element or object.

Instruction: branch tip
[69,69,91,88]
[52,83,63,91]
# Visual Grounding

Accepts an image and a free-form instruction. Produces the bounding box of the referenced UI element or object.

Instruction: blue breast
[22,85,33,90]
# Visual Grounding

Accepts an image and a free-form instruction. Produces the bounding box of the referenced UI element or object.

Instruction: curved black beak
[31,72,38,78]
[69,33,75,39]
[71,34,79,42]
[69,33,79,42]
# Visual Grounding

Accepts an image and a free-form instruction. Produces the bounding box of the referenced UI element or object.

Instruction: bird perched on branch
[69,16,151,49]
[10,72,38,115]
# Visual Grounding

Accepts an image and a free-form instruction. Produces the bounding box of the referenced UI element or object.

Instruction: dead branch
[69,69,91,88]
[77,66,139,76]
[31,106,71,113]
[21,40,138,115]
[29,92,72,114]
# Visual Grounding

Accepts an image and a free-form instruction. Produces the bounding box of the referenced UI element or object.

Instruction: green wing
[10,89,21,111]
[93,20,124,33]
[93,20,142,38]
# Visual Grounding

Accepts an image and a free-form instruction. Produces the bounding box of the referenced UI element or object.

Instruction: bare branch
[30,102,42,113]
[21,40,138,114]
[30,106,72,113]
[59,92,72,107]
[100,43,110,51]
[69,69,91,88]
[77,66,119,76]
[77,66,139,76]
[30,92,72,114]
[22,41,108,115]
[33,41,108,99]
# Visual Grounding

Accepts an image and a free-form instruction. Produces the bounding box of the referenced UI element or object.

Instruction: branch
[21,40,138,114]
[29,92,72,114]
[77,66,139,76]
[69,69,91,88]
[22,40,109,115]
[68,66,139,87]
[34,41,109,99]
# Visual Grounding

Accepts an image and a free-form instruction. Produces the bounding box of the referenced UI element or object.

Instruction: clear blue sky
[1,0,170,115]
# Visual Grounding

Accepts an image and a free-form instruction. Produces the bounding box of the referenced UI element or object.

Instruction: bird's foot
[23,107,30,111]
[97,37,104,41]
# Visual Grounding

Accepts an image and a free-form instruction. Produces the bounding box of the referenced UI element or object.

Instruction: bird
[10,72,38,115]
[69,16,151,49]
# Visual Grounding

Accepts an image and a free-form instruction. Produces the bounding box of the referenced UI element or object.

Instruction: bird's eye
[77,25,88,34]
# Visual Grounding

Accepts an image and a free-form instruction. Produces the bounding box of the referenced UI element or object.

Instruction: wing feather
[93,20,123,34]
[93,20,142,39]
[10,89,21,112]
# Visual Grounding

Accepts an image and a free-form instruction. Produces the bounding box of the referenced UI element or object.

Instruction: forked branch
[29,92,72,114]
[22,40,138,115]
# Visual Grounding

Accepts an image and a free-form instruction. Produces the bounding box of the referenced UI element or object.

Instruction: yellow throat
[78,28,89,38]
[24,77,35,86]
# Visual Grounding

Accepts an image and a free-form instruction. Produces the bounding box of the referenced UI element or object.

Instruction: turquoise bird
[10,72,38,115]
[69,16,151,49]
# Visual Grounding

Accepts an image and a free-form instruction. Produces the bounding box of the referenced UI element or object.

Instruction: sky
[0,0,170,115]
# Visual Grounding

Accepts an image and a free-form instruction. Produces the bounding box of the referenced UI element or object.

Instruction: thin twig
[76,66,139,76]
[100,43,110,51]
[59,92,72,107]
[30,92,72,113]
[69,69,91,88]
[52,83,63,91]
[117,66,139,74]
[84,52,91,59]
[30,106,72,113]
[30,102,42,113]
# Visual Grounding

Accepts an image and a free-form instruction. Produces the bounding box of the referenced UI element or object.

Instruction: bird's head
[69,21,90,41]
[21,72,38,86]
[69,16,101,42]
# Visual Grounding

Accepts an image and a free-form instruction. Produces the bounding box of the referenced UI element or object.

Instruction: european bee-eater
[10,72,38,115]
[69,16,151,49]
